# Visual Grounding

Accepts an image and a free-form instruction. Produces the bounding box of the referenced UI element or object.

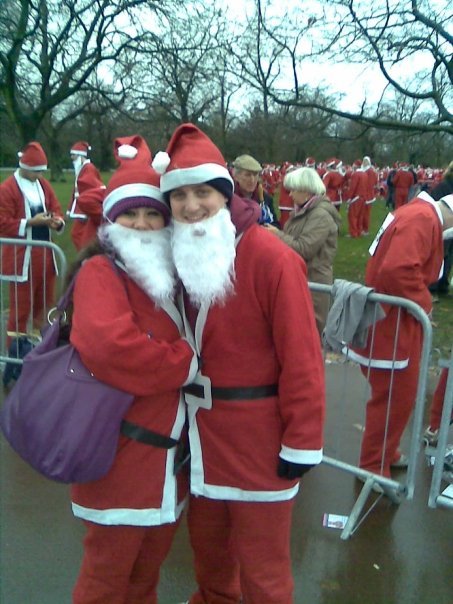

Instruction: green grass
[1,170,452,361]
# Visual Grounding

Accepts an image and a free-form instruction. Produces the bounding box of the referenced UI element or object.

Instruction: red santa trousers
[359,328,422,477]
[187,496,295,604]
[347,198,365,238]
[7,248,55,342]
[394,188,409,209]
[429,368,451,431]
[362,203,371,234]
[73,520,179,604]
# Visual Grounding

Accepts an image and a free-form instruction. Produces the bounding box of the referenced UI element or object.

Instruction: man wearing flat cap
[232,154,280,228]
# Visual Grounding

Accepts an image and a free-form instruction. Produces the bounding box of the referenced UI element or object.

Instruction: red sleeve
[76,186,105,220]
[264,245,326,455]
[368,214,441,313]
[77,164,104,194]
[41,179,64,220]
[70,256,195,396]
[0,178,24,237]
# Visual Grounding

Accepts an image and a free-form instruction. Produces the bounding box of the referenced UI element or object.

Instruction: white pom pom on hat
[102,134,170,224]
[152,151,171,174]
[117,144,138,160]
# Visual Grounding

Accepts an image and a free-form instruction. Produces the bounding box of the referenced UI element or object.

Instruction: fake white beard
[171,208,237,308]
[72,156,84,179]
[98,223,176,305]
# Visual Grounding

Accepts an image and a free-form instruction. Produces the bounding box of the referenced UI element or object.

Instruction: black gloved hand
[277,457,315,480]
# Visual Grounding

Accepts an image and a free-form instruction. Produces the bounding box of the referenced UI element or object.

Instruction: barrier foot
[341,477,402,540]
[436,494,453,509]
[341,478,375,540]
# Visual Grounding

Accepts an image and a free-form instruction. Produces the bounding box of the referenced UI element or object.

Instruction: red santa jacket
[68,161,105,249]
[182,223,325,502]
[0,173,64,281]
[323,170,344,205]
[70,254,197,526]
[364,166,378,204]
[393,168,415,206]
[347,192,444,368]
[76,185,106,248]
[67,161,105,219]
[346,169,369,205]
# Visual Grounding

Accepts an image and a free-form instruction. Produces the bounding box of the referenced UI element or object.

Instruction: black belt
[183,383,278,400]
[120,420,179,449]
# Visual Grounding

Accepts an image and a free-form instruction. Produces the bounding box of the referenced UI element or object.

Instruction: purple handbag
[0,270,134,483]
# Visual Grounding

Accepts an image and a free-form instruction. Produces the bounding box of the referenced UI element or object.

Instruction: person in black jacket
[429,161,453,297]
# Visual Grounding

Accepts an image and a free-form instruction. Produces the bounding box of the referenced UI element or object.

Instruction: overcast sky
[227,0,445,113]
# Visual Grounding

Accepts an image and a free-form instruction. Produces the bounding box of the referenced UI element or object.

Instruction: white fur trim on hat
[18,151,47,171]
[160,163,233,193]
[152,151,171,174]
[103,183,163,217]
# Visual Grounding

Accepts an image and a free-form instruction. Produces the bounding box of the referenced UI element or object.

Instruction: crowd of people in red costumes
[247,157,445,236]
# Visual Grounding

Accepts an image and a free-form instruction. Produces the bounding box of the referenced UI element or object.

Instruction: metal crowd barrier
[310,281,433,539]
[427,352,453,510]
[0,238,67,367]
[0,258,442,535]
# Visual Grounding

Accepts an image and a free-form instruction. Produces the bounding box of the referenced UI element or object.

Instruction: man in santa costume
[67,141,105,250]
[0,142,65,342]
[345,159,369,238]
[346,191,453,479]
[361,156,378,236]
[154,123,325,604]
[322,158,344,210]
[70,134,198,603]
[392,162,415,208]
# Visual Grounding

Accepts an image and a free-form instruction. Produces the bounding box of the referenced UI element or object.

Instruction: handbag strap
[54,255,123,314]
[55,275,77,313]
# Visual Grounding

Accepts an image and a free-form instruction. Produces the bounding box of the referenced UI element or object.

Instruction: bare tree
[125,3,229,138]
[0,0,170,151]
[254,0,453,135]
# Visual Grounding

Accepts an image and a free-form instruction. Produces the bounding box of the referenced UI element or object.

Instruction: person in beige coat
[266,166,341,335]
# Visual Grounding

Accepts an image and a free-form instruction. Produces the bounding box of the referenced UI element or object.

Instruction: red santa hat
[70,141,91,157]
[18,142,47,171]
[353,159,362,168]
[102,135,170,224]
[305,157,316,167]
[154,123,234,200]
[325,158,337,169]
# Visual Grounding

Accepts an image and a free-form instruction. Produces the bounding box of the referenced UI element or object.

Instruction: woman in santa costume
[67,141,106,251]
[0,142,65,342]
[69,135,198,604]
[346,191,453,479]
[154,123,325,604]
